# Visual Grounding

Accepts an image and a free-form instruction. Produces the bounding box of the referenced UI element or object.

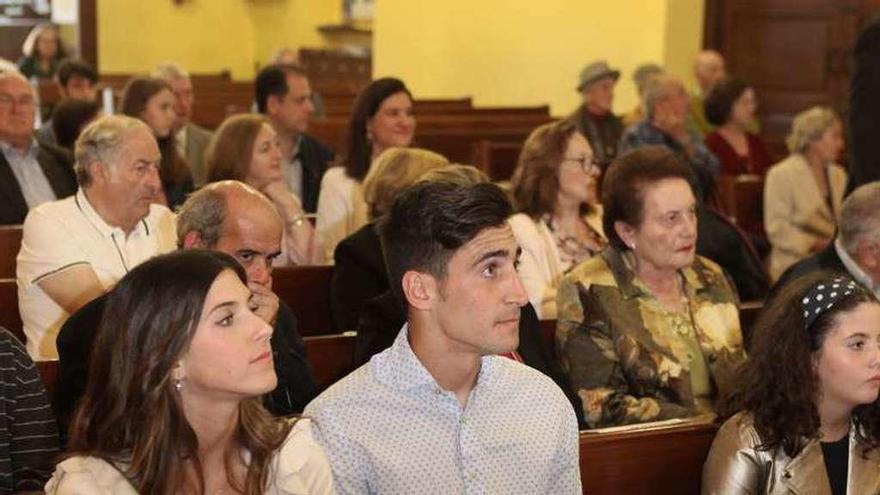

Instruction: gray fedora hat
[577,60,621,91]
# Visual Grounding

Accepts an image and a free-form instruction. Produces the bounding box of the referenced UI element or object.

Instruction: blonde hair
[362,147,448,219]
[417,164,489,187]
[786,106,839,154]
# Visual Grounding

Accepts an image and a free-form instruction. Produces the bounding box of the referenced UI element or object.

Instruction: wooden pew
[272,265,336,336]
[323,97,475,118]
[580,421,718,495]
[35,360,58,398]
[0,279,23,344]
[304,333,355,391]
[471,140,523,181]
[0,225,22,279]
[739,300,765,350]
[716,174,765,236]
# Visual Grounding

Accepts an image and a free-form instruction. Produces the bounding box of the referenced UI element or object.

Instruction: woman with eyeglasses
[509,120,606,319]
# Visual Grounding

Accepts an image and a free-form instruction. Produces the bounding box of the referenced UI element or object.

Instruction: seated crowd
[1,30,879,493]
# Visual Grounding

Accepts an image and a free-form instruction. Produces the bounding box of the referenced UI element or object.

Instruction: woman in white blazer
[509,120,606,319]
[764,106,847,281]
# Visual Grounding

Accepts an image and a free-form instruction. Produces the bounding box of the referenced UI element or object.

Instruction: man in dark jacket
[0,71,76,225]
[53,181,318,443]
[256,64,333,213]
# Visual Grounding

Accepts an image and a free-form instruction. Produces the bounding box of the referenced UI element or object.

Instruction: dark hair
[56,58,98,87]
[68,250,293,494]
[341,77,413,181]
[720,271,880,457]
[704,76,749,127]
[120,77,192,186]
[601,146,696,251]
[120,77,171,120]
[51,98,100,150]
[512,119,593,218]
[379,181,513,304]
[254,64,307,114]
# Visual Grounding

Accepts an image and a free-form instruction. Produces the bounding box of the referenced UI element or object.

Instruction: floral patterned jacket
[556,247,745,428]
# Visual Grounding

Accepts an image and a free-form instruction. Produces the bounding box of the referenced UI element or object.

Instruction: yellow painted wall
[374,1,705,117]
[97,0,341,79]
[665,0,706,93]
[249,0,343,69]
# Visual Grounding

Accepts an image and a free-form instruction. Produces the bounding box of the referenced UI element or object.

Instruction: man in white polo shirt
[16,115,176,359]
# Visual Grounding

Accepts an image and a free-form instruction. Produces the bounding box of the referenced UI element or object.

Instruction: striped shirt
[0,328,59,493]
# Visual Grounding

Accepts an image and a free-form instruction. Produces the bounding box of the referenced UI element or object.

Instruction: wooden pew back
[0,279,23,343]
[716,174,765,236]
[303,333,355,391]
[471,140,523,181]
[580,422,718,494]
[0,226,22,279]
[272,265,336,336]
[35,360,58,399]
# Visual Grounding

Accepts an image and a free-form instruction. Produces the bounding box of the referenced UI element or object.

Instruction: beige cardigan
[763,154,847,281]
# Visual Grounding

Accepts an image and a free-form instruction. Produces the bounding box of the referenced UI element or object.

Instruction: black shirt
[821,434,849,495]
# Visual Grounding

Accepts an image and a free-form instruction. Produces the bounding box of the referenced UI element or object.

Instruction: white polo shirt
[16,189,176,360]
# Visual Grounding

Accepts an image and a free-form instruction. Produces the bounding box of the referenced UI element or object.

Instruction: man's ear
[181,230,207,249]
[266,94,281,116]
[86,160,106,184]
[401,270,437,311]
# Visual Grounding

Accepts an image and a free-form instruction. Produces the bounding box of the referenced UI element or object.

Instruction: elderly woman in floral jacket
[557,146,745,428]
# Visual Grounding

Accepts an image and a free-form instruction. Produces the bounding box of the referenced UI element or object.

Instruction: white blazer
[508,207,604,319]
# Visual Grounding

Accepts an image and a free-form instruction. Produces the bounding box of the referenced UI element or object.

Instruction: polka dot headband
[801,276,868,330]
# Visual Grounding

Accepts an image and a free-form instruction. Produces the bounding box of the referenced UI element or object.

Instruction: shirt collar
[0,138,38,159]
[75,188,149,239]
[291,134,303,160]
[373,323,495,395]
[835,238,879,295]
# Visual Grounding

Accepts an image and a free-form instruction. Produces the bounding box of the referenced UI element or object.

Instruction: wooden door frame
[703,0,725,49]
[78,0,97,68]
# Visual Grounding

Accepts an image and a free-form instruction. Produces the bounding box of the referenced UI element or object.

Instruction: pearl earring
[174,377,184,392]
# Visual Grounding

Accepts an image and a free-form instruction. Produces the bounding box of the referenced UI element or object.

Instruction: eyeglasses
[564,155,601,174]
[0,94,35,108]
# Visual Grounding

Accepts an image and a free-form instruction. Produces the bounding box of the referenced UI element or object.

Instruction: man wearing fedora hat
[566,60,624,172]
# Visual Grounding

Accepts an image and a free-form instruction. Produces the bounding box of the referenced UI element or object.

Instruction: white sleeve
[315,169,354,264]
[16,207,90,286]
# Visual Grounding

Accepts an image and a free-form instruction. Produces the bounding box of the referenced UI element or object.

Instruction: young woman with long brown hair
[45,250,335,494]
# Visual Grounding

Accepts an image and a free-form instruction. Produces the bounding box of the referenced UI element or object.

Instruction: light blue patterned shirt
[304,324,581,495]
